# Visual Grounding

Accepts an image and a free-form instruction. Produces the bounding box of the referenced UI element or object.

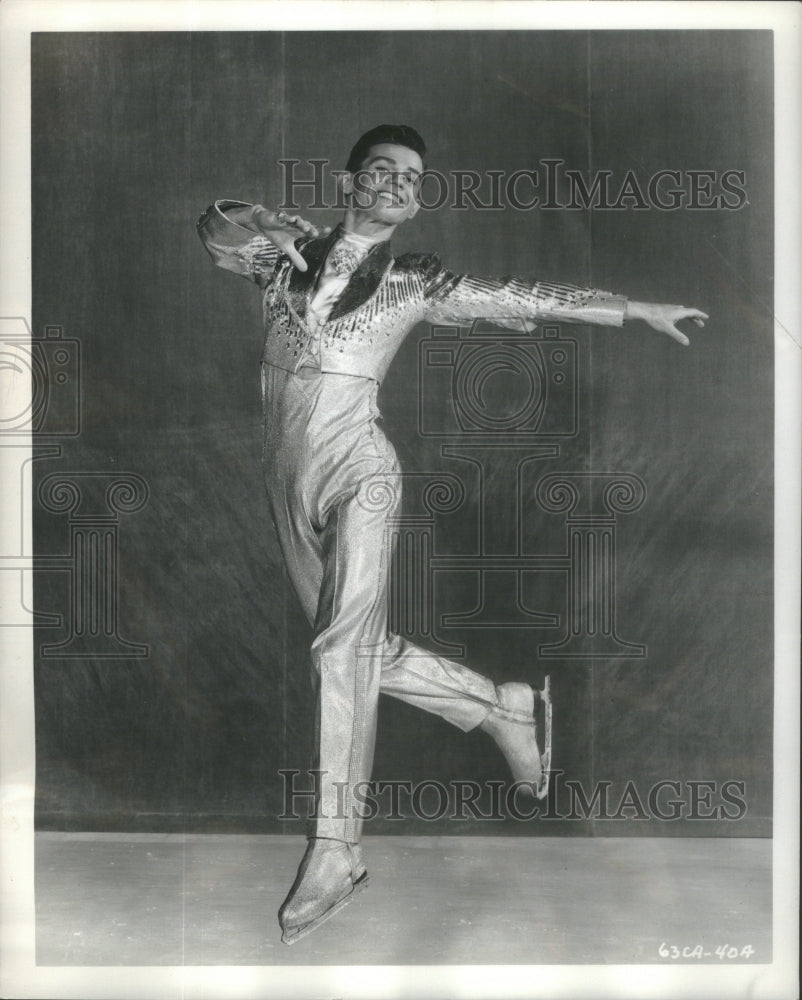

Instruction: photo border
[1,2,798,998]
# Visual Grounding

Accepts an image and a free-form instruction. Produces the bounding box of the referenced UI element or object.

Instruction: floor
[34,833,771,966]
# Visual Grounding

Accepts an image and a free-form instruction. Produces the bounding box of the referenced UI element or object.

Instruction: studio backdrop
[29,30,772,835]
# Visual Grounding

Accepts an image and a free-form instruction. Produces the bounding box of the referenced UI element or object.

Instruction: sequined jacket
[197,199,628,383]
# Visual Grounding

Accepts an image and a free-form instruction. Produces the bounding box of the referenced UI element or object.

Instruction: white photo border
[1,2,798,998]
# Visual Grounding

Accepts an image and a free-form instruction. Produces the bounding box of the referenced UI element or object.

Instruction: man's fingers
[259,208,331,269]
[285,213,310,232]
[276,210,327,237]
[667,325,690,346]
[680,308,708,323]
[671,306,707,336]
[285,246,308,272]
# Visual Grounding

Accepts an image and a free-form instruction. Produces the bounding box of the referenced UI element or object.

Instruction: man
[197,124,707,944]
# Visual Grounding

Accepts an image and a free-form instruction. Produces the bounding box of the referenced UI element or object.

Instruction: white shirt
[300,228,388,369]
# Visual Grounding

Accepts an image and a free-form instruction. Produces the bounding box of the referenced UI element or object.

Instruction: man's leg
[303,475,550,831]
[379,633,498,731]
[377,634,550,792]
[264,385,549,940]
[307,482,397,844]
[268,467,550,827]
[274,473,396,943]
[266,467,536,752]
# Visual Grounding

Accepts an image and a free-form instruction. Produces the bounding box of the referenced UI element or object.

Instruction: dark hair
[345,124,427,173]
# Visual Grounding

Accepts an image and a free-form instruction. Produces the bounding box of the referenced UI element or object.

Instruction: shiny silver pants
[261,364,498,842]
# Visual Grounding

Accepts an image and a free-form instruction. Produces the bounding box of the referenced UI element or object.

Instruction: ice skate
[480,675,552,799]
[279,838,369,945]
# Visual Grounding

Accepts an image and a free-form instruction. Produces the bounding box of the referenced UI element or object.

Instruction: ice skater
[197,124,707,943]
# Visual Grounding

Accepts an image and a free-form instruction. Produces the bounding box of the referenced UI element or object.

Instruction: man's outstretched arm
[421,264,707,346]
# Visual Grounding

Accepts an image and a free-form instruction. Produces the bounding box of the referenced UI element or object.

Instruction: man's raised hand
[625,300,709,346]
[252,207,332,271]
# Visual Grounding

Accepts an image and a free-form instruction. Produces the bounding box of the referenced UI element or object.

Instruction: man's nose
[391,173,411,195]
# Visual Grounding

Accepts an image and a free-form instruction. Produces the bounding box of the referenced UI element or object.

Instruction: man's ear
[339,171,355,199]
[406,199,421,220]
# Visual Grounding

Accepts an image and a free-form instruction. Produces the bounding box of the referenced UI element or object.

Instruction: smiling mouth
[376,191,404,207]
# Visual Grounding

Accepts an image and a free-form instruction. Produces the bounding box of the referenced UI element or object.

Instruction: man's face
[344,142,424,225]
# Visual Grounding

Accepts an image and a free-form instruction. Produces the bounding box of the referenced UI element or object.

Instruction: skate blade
[536,675,552,800]
[281,871,370,945]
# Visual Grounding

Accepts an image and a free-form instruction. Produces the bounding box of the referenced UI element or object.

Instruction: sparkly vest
[197,200,628,383]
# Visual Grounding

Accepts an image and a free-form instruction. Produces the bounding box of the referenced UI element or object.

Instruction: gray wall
[32,31,773,834]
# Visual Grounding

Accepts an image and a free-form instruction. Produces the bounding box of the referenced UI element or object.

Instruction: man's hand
[625,300,709,346]
[250,207,332,271]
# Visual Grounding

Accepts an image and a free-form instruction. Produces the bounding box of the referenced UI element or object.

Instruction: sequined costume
[197,200,627,842]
